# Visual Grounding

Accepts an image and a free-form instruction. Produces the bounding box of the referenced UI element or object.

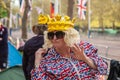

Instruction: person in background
[22,14,48,80]
[31,15,108,80]
[0,22,8,71]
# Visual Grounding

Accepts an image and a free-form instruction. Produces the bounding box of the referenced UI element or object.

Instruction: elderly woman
[31,15,108,80]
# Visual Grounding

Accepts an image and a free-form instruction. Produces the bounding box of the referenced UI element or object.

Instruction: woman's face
[47,31,66,48]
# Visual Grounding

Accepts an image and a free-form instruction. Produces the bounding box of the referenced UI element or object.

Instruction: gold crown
[38,14,49,24]
[47,15,76,32]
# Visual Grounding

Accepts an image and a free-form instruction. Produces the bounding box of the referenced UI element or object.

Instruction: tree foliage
[91,0,120,29]
[0,7,8,18]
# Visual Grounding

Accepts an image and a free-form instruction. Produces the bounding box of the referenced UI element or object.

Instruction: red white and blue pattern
[77,0,88,20]
[19,0,32,15]
[31,41,108,80]
[19,0,25,14]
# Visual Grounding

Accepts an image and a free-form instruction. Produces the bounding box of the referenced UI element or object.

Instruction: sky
[12,0,20,7]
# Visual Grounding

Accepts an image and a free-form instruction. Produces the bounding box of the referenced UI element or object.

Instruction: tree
[67,0,74,19]
[0,0,10,28]
[110,0,120,29]
[0,7,8,18]
[0,0,7,18]
[21,0,31,40]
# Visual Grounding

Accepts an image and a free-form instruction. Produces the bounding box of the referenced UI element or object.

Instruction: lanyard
[64,57,81,80]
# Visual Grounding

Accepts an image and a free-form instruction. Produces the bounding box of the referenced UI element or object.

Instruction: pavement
[80,33,120,61]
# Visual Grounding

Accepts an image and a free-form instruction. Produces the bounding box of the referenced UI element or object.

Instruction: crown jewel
[38,14,49,24]
[47,15,76,32]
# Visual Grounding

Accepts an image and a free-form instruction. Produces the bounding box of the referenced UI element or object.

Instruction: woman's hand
[35,48,46,67]
[70,43,97,69]
[70,43,87,61]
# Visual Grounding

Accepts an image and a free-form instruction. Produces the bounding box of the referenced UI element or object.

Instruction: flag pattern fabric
[19,0,32,16]
[27,0,32,16]
[77,0,88,20]
[19,0,25,14]
[29,0,32,11]
[50,2,54,18]
[35,7,43,14]
[31,41,108,80]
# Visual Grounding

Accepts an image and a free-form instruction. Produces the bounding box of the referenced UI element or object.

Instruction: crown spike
[64,16,70,21]
[72,18,76,23]
[38,14,49,24]
[55,14,61,21]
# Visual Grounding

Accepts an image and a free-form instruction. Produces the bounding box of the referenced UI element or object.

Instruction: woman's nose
[53,35,57,40]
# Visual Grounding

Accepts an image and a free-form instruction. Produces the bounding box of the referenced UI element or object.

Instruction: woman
[31,15,108,80]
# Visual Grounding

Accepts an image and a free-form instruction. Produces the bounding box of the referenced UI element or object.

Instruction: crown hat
[47,14,76,32]
[38,14,49,24]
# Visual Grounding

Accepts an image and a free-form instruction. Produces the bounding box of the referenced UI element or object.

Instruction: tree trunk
[112,21,115,29]
[21,0,30,40]
[6,3,10,29]
[99,15,104,32]
[67,0,74,19]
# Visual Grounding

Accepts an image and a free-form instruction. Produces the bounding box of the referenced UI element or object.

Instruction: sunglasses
[47,31,65,40]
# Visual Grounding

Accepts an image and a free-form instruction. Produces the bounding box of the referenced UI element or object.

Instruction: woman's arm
[31,48,53,80]
[71,42,108,74]
[81,42,108,74]
[84,56,97,69]
[71,43,97,69]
